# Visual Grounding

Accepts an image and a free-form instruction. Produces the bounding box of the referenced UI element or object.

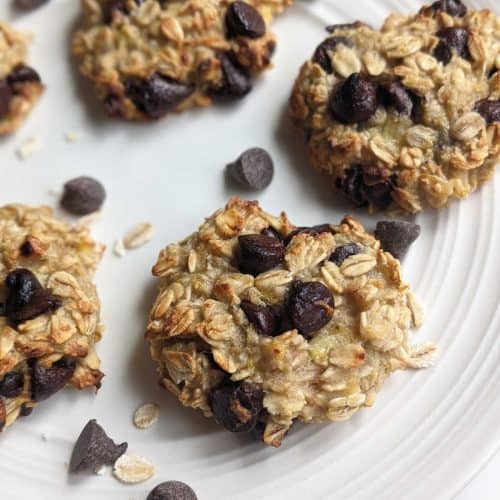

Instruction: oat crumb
[113,238,126,257]
[16,136,41,160]
[65,131,80,143]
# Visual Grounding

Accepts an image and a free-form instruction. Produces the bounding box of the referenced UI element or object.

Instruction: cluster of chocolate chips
[0,65,41,120]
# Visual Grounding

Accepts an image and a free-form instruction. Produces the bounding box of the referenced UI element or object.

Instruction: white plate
[0,1,499,499]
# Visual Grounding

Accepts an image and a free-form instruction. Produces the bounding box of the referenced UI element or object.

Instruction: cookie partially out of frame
[0,21,44,135]
[72,0,291,121]
[290,0,500,213]
[0,205,105,431]
[146,197,435,447]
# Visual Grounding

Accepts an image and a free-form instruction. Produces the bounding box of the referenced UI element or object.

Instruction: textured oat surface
[290,4,500,213]
[0,205,105,431]
[0,21,43,135]
[146,198,436,447]
[73,0,291,120]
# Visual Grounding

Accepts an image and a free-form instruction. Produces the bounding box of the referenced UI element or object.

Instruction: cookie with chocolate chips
[146,198,435,447]
[0,21,44,135]
[290,1,500,213]
[72,0,291,121]
[0,205,105,432]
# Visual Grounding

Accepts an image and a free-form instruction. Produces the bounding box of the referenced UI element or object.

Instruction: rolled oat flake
[226,147,274,190]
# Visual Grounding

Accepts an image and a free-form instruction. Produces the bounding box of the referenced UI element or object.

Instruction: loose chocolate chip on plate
[226,1,265,39]
[237,234,285,275]
[226,148,274,190]
[209,383,263,433]
[211,53,251,99]
[241,300,278,336]
[330,243,361,266]
[60,176,106,215]
[0,371,24,399]
[375,220,421,260]
[70,419,128,473]
[31,357,76,402]
[126,73,193,119]
[14,0,50,10]
[5,269,61,323]
[147,481,198,500]
[7,65,41,85]
[0,79,13,119]
[430,0,467,17]
[434,28,470,65]
[288,281,334,337]
[312,37,353,73]
[330,73,378,124]
[379,80,413,115]
[474,99,500,124]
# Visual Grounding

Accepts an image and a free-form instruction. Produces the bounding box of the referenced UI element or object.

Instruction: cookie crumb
[113,238,126,257]
[113,454,155,484]
[123,223,155,250]
[133,403,159,429]
[65,131,80,143]
[16,136,41,160]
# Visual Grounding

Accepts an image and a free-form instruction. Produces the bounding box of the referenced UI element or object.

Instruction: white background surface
[1,0,500,499]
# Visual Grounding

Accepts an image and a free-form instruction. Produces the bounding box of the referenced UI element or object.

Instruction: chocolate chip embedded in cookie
[0,22,44,135]
[146,198,436,447]
[290,3,500,213]
[72,0,292,121]
[0,205,105,431]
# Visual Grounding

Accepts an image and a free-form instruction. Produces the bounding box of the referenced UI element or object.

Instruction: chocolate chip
[31,357,76,402]
[209,383,263,433]
[285,224,333,244]
[430,0,467,17]
[226,1,265,39]
[330,243,361,266]
[288,281,334,337]
[0,79,13,119]
[5,269,61,323]
[7,65,41,85]
[312,37,353,73]
[260,226,283,242]
[379,80,413,115]
[434,28,470,65]
[103,93,124,118]
[226,148,274,190]
[20,403,34,417]
[375,220,421,260]
[474,99,500,124]
[60,176,106,215]
[126,73,193,119]
[330,73,378,124]
[326,21,368,33]
[103,0,143,23]
[147,481,198,500]
[211,53,251,99]
[69,419,128,473]
[241,300,278,336]
[20,239,35,257]
[0,371,24,398]
[14,0,50,9]
[237,234,285,275]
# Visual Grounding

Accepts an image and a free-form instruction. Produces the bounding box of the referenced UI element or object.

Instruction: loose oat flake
[113,454,155,484]
[133,403,159,429]
[123,223,156,250]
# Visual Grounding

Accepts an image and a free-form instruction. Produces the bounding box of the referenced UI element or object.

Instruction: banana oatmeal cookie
[0,21,44,135]
[146,198,436,447]
[72,0,291,121]
[290,1,500,213]
[0,205,105,431]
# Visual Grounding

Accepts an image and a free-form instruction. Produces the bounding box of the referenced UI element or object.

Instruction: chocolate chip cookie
[0,205,105,431]
[290,1,500,213]
[72,0,291,121]
[0,21,44,135]
[146,198,435,447]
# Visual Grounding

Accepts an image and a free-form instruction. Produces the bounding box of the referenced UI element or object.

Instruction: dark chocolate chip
[375,220,421,260]
[0,79,13,119]
[7,65,41,85]
[126,73,193,119]
[31,357,76,402]
[430,0,467,17]
[434,28,470,65]
[147,481,198,500]
[240,300,278,336]
[226,148,274,190]
[288,281,334,337]
[226,1,265,39]
[19,239,35,257]
[69,419,128,473]
[103,93,124,118]
[330,243,361,266]
[237,234,285,275]
[20,403,34,417]
[211,53,251,99]
[285,224,333,244]
[379,80,413,115]
[209,383,263,433]
[103,0,143,23]
[330,73,378,124]
[312,37,353,73]
[60,176,106,215]
[14,0,50,9]
[326,21,368,33]
[5,269,61,323]
[474,99,500,124]
[0,371,24,398]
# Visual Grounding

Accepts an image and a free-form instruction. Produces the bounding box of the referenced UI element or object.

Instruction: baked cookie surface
[0,205,105,431]
[146,198,435,447]
[290,1,500,213]
[0,21,44,135]
[72,0,291,120]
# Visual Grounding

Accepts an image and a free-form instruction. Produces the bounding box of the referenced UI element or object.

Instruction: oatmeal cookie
[0,205,105,431]
[72,0,291,121]
[290,1,500,213]
[0,21,44,135]
[146,197,436,447]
